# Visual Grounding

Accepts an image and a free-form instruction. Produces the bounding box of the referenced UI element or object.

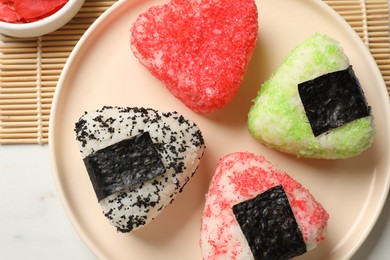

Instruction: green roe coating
[248,33,374,159]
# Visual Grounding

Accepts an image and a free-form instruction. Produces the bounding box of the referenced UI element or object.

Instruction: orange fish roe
[130,0,258,113]
[200,152,329,259]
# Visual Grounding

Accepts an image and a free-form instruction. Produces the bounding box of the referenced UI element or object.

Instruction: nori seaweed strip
[83,132,166,201]
[232,185,306,260]
[298,65,371,136]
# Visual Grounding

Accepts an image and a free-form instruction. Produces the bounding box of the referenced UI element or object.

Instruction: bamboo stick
[0,76,58,82]
[40,98,54,104]
[368,37,390,42]
[0,104,51,110]
[0,99,41,105]
[0,138,48,144]
[0,36,37,42]
[51,24,90,30]
[41,82,58,87]
[367,20,390,26]
[0,53,38,59]
[372,53,390,59]
[0,109,51,116]
[41,58,68,64]
[367,25,390,31]
[0,47,38,53]
[342,16,365,22]
[76,11,107,17]
[0,133,48,139]
[0,121,45,127]
[370,48,390,54]
[338,10,364,16]
[0,127,48,133]
[0,115,50,121]
[348,21,364,26]
[324,1,360,5]
[1,59,38,65]
[367,14,389,20]
[41,64,64,69]
[40,69,63,75]
[0,71,37,76]
[41,53,70,59]
[41,35,82,42]
[0,42,38,48]
[0,64,37,70]
[378,64,390,69]
[78,6,111,13]
[0,77,38,83]
[48,30,88,36]
[0,93,39,99]
[0,92,53,100]
[0,65,61,71]
[82,1,116,7]
[328,6,361,11]
[41,46,74,52]
[41,41,79,47]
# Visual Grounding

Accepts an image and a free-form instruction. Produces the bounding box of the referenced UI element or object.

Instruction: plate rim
[48,0,390,259]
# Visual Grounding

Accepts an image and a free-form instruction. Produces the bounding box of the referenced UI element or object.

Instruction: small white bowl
[0,0,85,38]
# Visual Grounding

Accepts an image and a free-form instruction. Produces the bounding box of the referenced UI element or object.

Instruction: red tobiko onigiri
[130,0,258,113]
[200,152,329,259]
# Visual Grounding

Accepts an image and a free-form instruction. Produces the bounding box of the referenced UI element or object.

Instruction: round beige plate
[49,0,390,259]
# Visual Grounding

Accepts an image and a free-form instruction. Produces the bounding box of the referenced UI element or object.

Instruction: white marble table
[0,145,95,260]
[0,143,390,259]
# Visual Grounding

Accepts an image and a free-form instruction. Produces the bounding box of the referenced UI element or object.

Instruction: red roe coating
[200,152,329,259]
[0,0,68,23]
[130,0,258,113]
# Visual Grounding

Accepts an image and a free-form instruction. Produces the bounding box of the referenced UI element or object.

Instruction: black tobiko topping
[232,185,306,260]
[298,65,371,136]
[83,132,166,201]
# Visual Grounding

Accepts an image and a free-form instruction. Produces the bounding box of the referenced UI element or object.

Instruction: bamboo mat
[0,0,389,144]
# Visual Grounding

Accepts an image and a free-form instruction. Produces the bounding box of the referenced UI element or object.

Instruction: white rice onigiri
[74,106,205,232]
